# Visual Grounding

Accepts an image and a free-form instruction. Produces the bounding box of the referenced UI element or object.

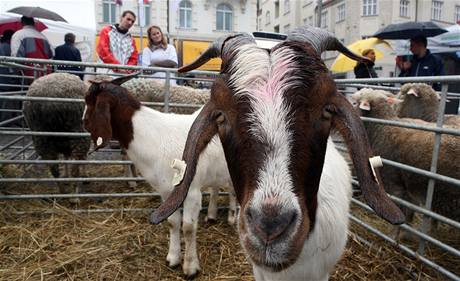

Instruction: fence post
[417,82,449,255]
[164,71,170,113]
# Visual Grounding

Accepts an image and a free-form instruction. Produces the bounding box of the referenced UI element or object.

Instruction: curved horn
[287,25,371,63]
[178,33,256,73]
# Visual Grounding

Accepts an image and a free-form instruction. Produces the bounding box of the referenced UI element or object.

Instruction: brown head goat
[150,26,405,280]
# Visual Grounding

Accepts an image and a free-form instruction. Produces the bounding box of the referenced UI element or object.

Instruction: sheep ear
[331,93,405,225]
[111,72,141,86]
[407,88,419,97]
[88,98,113,151]
[386,96,403,106]
[150,102,219,224]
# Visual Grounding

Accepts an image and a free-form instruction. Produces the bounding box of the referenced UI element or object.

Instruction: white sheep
[82,75,236,278]
[396,83,460,127]
[352,89,460,231]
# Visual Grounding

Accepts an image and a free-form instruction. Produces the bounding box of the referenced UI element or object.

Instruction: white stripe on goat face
[230,44,302,226]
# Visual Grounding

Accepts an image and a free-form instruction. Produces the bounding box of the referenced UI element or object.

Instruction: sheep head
[83,74,140,151]
[151,26,405,271]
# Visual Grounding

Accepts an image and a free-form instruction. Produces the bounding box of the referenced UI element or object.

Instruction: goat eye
[322,106,334,120]
[215,111,225,124]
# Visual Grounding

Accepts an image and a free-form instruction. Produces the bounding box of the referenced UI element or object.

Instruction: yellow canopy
[331,38,392,73]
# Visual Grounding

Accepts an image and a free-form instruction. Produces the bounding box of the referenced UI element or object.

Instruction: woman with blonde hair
[142,25,178,84]
[354,48,378,79]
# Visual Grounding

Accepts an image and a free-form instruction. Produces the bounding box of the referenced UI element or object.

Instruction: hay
[0,163,458,280]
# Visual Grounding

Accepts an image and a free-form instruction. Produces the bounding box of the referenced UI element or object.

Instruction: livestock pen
[0,56,459,281]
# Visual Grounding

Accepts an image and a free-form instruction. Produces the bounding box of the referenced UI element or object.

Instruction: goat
[149,26,404,280]
[82,78,236,278]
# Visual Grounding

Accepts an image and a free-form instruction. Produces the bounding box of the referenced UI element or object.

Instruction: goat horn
[287,25,371,63]
[178,33,255,73]
[111,71,141,86]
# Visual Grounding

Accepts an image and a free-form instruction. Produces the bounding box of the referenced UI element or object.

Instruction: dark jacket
[399,49,444,90]
[354,61,378,79]
[54,43,84,79]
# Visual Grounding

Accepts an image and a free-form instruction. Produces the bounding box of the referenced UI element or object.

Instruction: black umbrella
[373,21,447,40]
[7,6,67,22]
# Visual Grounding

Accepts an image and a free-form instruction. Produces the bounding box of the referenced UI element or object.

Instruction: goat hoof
[205,216,217,224]
[166,255,181,269]
[183,270,200,280]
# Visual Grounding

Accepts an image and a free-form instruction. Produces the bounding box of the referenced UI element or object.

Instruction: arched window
[179,0,192,28]
[216,3,233,31]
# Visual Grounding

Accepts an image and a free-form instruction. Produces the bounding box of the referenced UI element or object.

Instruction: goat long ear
[331,93,405,225]
[88,97,113,151]
[150,102,219,224]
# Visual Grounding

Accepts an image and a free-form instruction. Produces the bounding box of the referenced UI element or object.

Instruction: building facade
[95,0,258,44]
[258,0,460,77]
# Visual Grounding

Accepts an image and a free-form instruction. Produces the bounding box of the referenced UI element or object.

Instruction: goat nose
[246,206,297,244]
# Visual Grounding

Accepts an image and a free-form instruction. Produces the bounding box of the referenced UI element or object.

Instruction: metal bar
[361,116,460,137]
[349,215,460,281]
[338,146,460,188]
[0,115,23,127]
[0,136,24,151]
[0,159,133,165]
[7,141,33,160]
[164,71,171,113]
[0,191,230,200]
[0,131,89,137]
[336,75,460,84]
[352,199,460,257]
[0,177,145,183]
[418,83,449,254]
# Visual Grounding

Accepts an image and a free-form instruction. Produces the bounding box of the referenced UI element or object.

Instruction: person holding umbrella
[398,35,444,90]
[354,48,378,79]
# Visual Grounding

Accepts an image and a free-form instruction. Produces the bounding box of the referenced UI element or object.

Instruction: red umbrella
[0,16,47,35]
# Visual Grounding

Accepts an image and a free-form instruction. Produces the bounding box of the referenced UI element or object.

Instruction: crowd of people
[354,35,445,91]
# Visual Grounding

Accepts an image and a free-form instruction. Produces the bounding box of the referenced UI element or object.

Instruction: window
[274,25,280,33]
[179,0,192,28]
[431,1,442,21]
[336,3,346,22]
[216,3,233,31]
[258,18,262,30]
[284,0,290,14]
[144,3,151,26]
[102,0,116,23]
[284,24,290,33]
[455,5,460,22]
[400,0,409,17]
[308,15,314,26]
[303,17,308,25]
[275,1,279,18]
[362,0,377,16]
[321,11,328,29]
[266,11,271,24]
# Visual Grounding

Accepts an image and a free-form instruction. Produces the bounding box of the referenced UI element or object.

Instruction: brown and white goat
[150,26,405,280]
[82,79,236,278]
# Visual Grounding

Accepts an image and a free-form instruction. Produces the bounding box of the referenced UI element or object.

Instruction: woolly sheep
[122,78,210,114]
[352,89,460,230]
[396,83,460,127]
[23,73,91,195]
[82,75,237,278]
